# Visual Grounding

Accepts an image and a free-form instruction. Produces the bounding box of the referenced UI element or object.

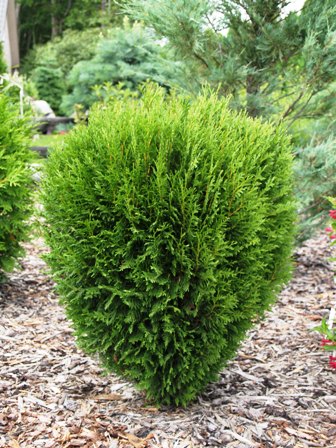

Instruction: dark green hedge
[42,84,295,406]
[0,42,7,74]
[0,95,33,277]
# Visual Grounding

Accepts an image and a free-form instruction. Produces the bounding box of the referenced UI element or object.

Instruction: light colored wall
[3,17,11,67]
[0,0,19,71]
[7,0,19,69]
[0,0,9,67]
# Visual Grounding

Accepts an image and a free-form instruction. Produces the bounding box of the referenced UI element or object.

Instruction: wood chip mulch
[1,233,336,448]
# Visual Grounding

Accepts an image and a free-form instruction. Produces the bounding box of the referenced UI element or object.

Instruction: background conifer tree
[61,21,185,113]
[124,0,336,123]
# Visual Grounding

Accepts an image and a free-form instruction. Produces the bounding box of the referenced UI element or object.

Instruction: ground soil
[0,233,335,447]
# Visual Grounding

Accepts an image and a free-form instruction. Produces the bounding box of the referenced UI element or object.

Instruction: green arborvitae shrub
[42,84,296,406]
[0,95,33,278]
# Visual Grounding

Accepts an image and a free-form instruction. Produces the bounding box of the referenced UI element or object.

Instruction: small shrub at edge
[0,95,33,278]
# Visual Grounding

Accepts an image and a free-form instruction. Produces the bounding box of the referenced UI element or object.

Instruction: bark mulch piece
[1,234,335,448]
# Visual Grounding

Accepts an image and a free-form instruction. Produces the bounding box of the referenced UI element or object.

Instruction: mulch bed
[1,234,335,448]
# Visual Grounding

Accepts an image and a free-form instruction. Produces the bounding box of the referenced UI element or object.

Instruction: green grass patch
[32,133,66,148]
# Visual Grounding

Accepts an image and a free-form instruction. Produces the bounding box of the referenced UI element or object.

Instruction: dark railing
[34,116,74,134]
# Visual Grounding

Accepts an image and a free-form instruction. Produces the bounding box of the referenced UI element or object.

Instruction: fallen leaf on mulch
[118,431,154,448]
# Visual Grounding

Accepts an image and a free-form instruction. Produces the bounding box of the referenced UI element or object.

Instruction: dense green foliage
[0,43,7,74]
[22,21,183,115]
[31,58,66,114]
[61,21,184,114]
[124,0,336,122]
[22,28,104,113]
[22,28,103,76]
[18,0,124,59]
[124,0,336,238]
[0,95,33,278]
[42,84,295,406]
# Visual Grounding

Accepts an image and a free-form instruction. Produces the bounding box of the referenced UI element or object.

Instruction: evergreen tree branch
[284,92,314,128]
[281,90,305,120]
[192,51,210,69]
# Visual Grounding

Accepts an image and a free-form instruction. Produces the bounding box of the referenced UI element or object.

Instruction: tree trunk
[246,74,261,118]
[51,0,61,38]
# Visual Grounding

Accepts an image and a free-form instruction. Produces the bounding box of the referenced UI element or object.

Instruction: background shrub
[61,20,185,114]
[0,95,33,278]
[31,58,66,114]
[23,28,102,114]
[22,28,103,77]
[42,84,295,406]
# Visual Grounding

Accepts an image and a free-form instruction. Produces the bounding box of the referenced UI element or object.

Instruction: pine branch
[285,92,314,128]
[178,21,210,69]
[280,90,305,121]
[192,51,210,69]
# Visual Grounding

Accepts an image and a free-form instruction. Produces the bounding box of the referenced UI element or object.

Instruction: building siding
[0,0,19,70]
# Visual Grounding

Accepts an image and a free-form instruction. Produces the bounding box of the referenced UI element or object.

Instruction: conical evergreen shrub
[0,95,33,278]
[42,84,295,406]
